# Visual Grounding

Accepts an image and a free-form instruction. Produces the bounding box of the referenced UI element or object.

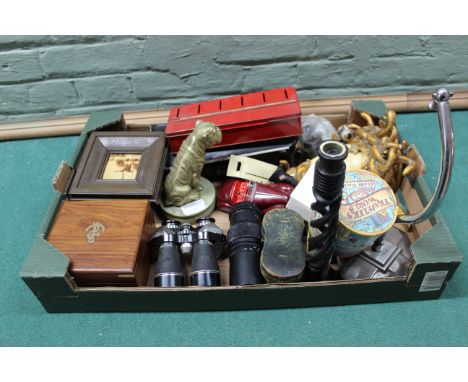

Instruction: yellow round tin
[334,169,397,257]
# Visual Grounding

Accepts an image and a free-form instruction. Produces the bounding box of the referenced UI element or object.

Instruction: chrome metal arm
[396,88,455,224]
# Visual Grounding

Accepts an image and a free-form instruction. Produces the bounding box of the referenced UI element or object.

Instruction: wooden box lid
[47,199,154,286]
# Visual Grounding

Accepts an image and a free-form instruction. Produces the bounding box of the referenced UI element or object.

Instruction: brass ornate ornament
[161,120,222,222]
[279,158,314,182]
[279,151,366,183]
[337,110,417,191]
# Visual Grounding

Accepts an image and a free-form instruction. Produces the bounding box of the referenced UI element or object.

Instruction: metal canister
[334,169,397,257]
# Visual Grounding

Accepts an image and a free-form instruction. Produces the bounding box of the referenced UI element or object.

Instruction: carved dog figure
[164,120,222,207]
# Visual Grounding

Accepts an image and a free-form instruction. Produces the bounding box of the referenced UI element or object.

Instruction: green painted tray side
[21,236,73,298]
[81,110,124,135]
[40,279,442,313]
[351,100,388,118]
[410,173,462,268]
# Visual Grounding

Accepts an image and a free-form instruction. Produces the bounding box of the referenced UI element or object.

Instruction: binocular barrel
[190,239,221,287]
[154,243,185,287]
[151,220,185,287]
[189,217,225,287]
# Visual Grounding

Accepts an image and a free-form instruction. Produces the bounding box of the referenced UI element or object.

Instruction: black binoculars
[150,218,226,287]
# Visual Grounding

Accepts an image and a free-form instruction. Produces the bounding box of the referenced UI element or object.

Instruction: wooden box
[166,87,302,152]
[47,199,154,286]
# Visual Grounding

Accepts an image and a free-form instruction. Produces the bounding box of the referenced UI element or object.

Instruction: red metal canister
[166,87,302,152]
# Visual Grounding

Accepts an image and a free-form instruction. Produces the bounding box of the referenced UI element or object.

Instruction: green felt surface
[0,111,467,347]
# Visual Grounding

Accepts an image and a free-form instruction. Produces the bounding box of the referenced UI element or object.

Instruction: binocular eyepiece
[151,220,185,288]
[150,218,226,288]
[178,223,196,255]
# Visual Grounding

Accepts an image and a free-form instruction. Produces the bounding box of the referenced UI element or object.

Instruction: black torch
[307,140,348,281]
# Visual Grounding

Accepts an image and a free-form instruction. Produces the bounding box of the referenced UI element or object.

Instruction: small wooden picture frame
[68,131,167,200]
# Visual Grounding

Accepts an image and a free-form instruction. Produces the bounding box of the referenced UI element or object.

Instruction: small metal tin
[334,169,397,257]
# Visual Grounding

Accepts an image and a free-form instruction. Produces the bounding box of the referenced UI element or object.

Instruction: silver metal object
[396,88,455,224]
[339,228,413,280]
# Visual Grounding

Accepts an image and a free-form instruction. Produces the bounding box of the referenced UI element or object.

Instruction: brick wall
[1,35,467,123]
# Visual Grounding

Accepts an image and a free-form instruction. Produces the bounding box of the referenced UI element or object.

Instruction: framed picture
[68,131,167,200]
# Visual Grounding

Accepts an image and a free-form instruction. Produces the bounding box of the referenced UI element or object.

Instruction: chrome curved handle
[396,88,455,224]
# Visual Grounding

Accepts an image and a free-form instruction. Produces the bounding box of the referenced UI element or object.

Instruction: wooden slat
[1,89,467,141]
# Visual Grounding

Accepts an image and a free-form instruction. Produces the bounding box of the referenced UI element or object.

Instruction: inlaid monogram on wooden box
[47,199,154,286]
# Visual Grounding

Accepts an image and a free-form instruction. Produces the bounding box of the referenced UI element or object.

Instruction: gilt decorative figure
[161,120,222,222]
[337,110,417,191]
